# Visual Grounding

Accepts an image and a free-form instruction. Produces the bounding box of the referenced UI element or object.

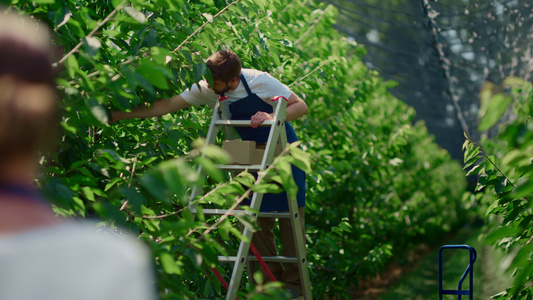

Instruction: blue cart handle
[439,245,477,300]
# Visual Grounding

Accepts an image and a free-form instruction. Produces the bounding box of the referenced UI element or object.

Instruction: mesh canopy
[324,0,533,159]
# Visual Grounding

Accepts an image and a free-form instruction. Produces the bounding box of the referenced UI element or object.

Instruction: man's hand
[250,111,274,128]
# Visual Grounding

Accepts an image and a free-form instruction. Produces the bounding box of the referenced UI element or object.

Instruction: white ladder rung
[215,164,264,171]
[193,208,291,219]
[218,255,298,263]
[215,120,274,127]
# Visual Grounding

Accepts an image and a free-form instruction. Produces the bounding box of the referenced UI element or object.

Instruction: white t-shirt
[0,222,156,300]
[180,68,293,108]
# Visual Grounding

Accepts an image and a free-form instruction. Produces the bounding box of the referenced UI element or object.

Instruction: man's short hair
[206,49,242,82]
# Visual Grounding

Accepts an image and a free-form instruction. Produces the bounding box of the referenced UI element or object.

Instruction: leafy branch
[294,6,332,45]
[172,0,242,53]
[289,59,331,88]
[464,133,515,189]
[55,0,127,66]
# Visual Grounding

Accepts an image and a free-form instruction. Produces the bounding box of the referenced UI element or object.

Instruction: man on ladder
[112,49,309,298]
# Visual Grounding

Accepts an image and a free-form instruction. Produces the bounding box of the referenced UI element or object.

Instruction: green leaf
[124,6,146,24]
[281,39,293,47]
[137,61,169,89]
[233,211,257,233]
[478,93,512,131]
[182,207,194,223]
[150,46,173,65]
[65,55,79,79]
[140,173,169,202]
[494,177,508,194]
[119,186,145,213]
[219,219,231,241]
[204,67,215,90]
[194,156,223,182]
[509,242,533,271]
[511,178,533,199]
[276,160,298,199]
[184,248,203,269]
[250,182,284,194]
[479,81,496,114]
[85,98,110,124]
[104,178,121,192]
[463,142,480,166]
[158,160,185,196]
[160,252,182,275]
[234,172,255,188]
[60,120,77,133]
[201,144,230,164]
[252,0,267,9]
[509,260,533,297]
[288,143,312,173]
[202,13,213,22]
[485,225,522,244]
[85,36,102,51]
[502,149,530,169]
[193,63,207,82]
[82,186,95,201]
[200,32,216,52]
[465,164,482,176]
[502,76,528,88]
[111,0,124,8]
[132,72,155,94]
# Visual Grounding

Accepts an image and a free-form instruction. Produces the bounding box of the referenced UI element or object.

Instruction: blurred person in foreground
[0,10,156,300]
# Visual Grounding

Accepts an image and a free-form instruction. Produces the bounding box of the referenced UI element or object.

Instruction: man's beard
[213,83,232,95]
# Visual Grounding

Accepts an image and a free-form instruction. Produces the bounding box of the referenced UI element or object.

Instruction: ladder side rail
[227,98,288,299]
[269,97,312,299]
[286,170,312,299]
[219,98,236,140]
[260,99,288,166]
[270,97,314,299]
[189,102,223,208]
[226,191,266,300]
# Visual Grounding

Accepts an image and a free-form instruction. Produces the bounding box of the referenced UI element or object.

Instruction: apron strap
[240,74,253,95]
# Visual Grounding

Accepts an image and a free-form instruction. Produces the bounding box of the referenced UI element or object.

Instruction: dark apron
[226,74,306,211]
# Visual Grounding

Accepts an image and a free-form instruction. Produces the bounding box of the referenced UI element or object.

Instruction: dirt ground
[351,244,434,300]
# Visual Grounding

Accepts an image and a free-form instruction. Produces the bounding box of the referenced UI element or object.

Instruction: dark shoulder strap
[240,74,253,95]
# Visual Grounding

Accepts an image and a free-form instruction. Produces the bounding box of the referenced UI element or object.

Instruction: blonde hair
[0,11,57,160]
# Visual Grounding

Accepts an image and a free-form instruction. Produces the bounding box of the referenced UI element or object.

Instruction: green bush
[9,0,470,298]
[463,78,533,299]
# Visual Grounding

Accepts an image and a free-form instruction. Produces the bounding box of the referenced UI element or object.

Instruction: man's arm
[285,92,308,121]
[111,95,192,122]
[250,92,308,128]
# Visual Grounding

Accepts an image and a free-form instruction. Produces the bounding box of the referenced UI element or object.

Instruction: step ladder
[189,96,312,300]
[438,245,477,300]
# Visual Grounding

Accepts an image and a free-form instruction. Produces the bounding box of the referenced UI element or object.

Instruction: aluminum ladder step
[192,208,291,219]
[215,164,263,172]
[219,255,298,263]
